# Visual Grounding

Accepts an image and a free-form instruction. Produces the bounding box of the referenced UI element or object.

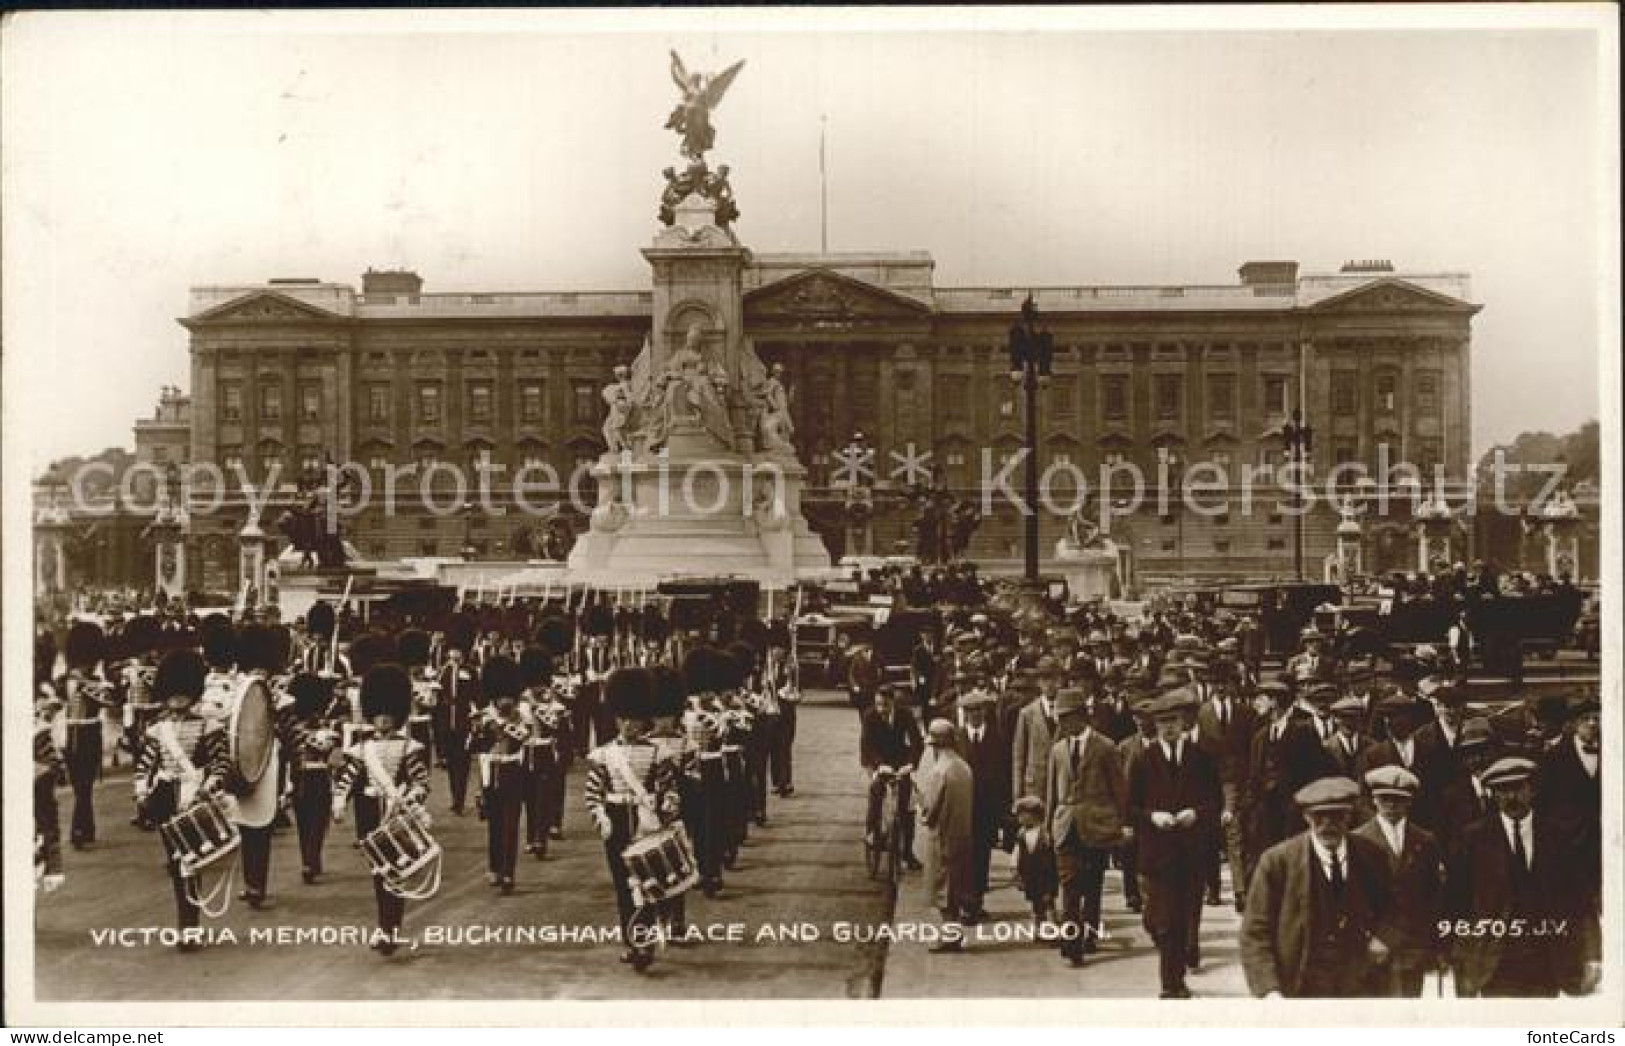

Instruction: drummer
[583,665,680,972]
[132,648,233,951]
[331,664,433,956]
[234,623,294,910]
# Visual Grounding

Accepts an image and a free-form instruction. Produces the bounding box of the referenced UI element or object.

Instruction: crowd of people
[31,567,1602,998]
[34,592,800,972]
[844,581,1601,998]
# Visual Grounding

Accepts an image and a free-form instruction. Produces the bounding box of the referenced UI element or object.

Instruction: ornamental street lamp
[1007,295,1054,586]
[1281,408,1314,580]
[461,500,478,561]
[840,431,874,556]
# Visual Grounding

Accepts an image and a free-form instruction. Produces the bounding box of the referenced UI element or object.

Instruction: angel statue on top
[665,51,746,162]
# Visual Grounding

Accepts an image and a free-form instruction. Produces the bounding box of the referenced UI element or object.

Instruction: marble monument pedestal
[566,423,830,588]
[1054,538,1124,602]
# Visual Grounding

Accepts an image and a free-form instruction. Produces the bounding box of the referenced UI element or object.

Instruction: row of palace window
[933,370,1442,424]
[218,379,604,428]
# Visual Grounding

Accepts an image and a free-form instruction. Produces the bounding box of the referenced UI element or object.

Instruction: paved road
[35,692,891,1001]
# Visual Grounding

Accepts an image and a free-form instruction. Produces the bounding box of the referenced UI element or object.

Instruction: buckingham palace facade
[173,255,1476,588]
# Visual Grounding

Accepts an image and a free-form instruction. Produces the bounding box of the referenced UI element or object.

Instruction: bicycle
[864,764,913,892]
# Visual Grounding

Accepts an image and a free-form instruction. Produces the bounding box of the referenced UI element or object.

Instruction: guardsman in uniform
[1128,691,1223,998]
[1447,756,1601,997]
[286,672,339,884]
[397,628,439,752]
[1354,766,1443,997]
[1241,777,1395,998]
[132,649,233,951]
[195,615,239,721]
[583,666,680,972]
[519,646,569,856]
[646,663,697,937]
[436,615,479,815]
[682,647,728,897]
[35,689,67,895]
[730,640,773,829]
[230,622,292,909]
[580,599,618,752]
[471,655,530,894]
[59,620,112,849]
[331,664,433,955]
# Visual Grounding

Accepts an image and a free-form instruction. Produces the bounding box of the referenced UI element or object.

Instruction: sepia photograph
[3,4,1619,1027]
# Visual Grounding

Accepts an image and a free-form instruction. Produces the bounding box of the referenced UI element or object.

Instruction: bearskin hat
[534,615,574,657]
[481,655,522,701]
[518,647,554,689]
[64,619,106,669]
[640,606,671,644]
[360,663,412,722]
[397,628,432,668]
[443,611,477,654]
[604,665,654,720]
[153,648,208,701]
[582,599,615,638]
[237,623,291,675]
[681,645,726,695]
[725,640,757,681]
[287,672,333,720]
[199,617,237,671]
[346,632,391,679]
[307,600,336,640]
[120,615,162,658]
[650,664,687,720]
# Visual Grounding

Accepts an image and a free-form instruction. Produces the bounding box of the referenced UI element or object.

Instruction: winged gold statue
[665,51,745,161]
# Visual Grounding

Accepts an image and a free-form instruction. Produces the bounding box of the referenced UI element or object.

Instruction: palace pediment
[744,268,931,328]
[186,291,348,326]
[1306,278,1477,314]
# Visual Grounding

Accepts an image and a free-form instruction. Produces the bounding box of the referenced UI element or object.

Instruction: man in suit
[920,719,975,952]
[956,685,1009,921]
[1355,694,1429,779]
[1242,681,1331,891]
[1010,664,1063,812]
[1535,696,1600,828]
[1116,696,1157,912]
[860,683,924,871]
[1045,688,1130,965]
[1430,716,1498,852]
[1411,680,1468,831]
[1128,691,1223,998]
[1194,660,1256,909]
[1241,777,1396,997]
[1447,757,1601,997]
[1354,766,1444,996]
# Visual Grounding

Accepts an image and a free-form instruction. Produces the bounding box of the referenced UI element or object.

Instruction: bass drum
[229,677,280,828]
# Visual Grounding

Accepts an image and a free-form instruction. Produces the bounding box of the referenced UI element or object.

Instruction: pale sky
[3,8,1615,470]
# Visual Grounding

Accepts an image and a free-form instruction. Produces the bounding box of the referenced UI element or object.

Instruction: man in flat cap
[919,719,974,951]
[1354,766,1443,996]
[1045,686,1129,965]
[1241,776,1395,998]
[1128,691,1222,997]
[956,684,1009,920]
[1447,756,1600,997]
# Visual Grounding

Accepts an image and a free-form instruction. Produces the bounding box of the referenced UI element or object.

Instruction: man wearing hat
[1011,659,1063,812]
[1353,766,1443,996]
[956,682,1008,920]
[861,683,925,871]
[471,656,533,895]
[331,664,433,955]
[1128,690,1222,997]
[286,672,339,884]
[1243,681,1333,892]
[919,719,975,951]
[1046,686,1129,965]
[436,613,481,812]
[132,649,234,949]
[1447,757,1600,996]
[1194,660,1256,909]
[1286,628,1330,686]
[1358,693,1430,778]
[1535,695,1600,829]
[583,665,680,971]
[1426,715,1497,849]
[60,620,113,849]
[1241,777,1395,997]
[1324,695,1373,780]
